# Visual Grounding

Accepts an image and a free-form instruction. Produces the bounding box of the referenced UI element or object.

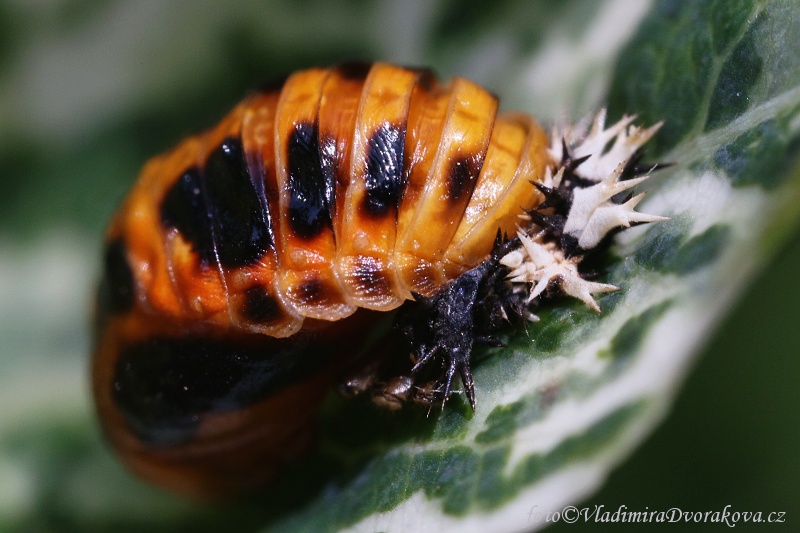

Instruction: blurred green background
[1,0,798,531]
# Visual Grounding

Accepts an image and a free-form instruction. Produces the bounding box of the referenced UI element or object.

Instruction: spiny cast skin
[371,113,667,412]
[93,62,665,498]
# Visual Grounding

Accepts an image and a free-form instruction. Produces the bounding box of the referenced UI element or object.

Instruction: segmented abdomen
[109,63,551,338]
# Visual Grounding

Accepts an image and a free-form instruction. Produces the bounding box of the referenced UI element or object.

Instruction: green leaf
[1,1,799,532]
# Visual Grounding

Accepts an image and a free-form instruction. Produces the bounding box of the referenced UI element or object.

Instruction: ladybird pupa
[92,62,666,498]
